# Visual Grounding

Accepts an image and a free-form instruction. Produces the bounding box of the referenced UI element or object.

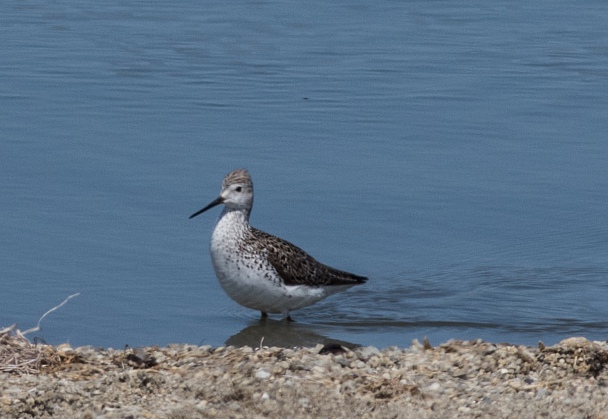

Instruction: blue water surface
[1,0,607,349]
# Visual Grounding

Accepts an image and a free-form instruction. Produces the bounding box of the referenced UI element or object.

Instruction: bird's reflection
[226,318,360,349]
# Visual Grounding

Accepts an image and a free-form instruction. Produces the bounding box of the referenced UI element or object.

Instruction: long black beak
[189,196,224,219]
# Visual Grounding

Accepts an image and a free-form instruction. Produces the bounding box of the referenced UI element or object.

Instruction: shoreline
[1,333,607,418]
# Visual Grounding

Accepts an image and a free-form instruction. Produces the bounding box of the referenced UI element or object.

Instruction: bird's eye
[235,186,242,192]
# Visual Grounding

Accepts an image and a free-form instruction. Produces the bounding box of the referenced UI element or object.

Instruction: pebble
[356,346,380,360]
[255,369,271,379]
[428,383,442,392]
[0,336,606,418]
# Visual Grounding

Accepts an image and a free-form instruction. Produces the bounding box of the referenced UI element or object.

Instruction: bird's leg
[280,310,294,322]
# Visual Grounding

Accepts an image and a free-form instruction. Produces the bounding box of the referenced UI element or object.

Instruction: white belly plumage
[210,241,341,314]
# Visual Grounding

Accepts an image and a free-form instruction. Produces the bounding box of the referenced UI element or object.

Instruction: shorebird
[189,169,367,320]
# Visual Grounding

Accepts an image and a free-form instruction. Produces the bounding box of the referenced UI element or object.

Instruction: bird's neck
[216,207,251,233]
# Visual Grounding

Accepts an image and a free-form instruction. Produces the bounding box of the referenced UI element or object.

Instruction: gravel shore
[1,332,607,418]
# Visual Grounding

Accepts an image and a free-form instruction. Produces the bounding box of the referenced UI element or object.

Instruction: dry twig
[1,293,80,375]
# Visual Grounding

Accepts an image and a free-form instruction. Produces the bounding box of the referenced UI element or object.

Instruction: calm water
[2,1,607,349]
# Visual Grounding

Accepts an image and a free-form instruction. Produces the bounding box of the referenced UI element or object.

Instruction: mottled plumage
[247,228,366,287]
[190,169,367,319]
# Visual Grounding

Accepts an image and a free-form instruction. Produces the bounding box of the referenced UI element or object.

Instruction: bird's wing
[249,228,368,287]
